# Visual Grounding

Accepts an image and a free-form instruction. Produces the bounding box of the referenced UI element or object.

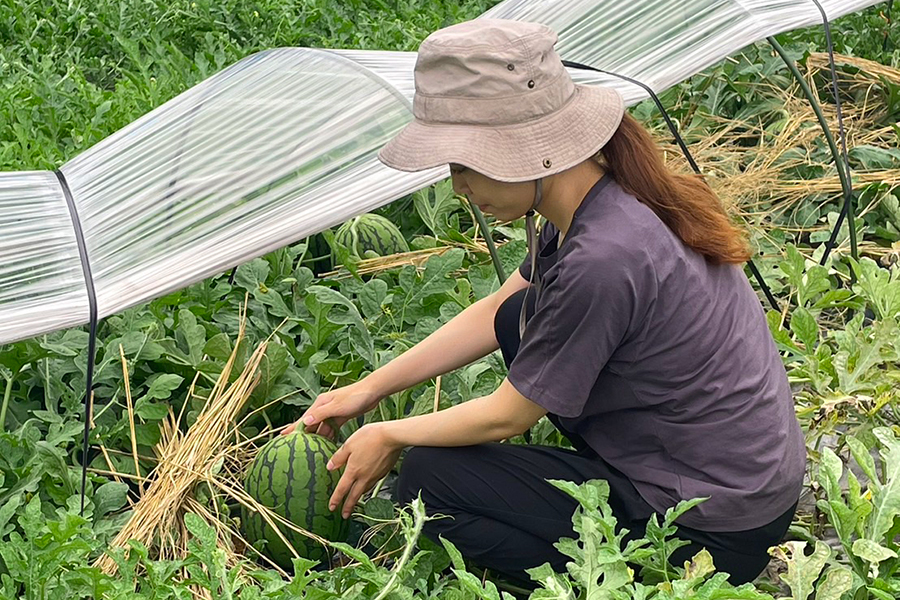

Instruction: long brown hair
[597,113,751,265]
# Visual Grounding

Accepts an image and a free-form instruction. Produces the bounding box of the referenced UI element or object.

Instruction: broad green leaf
[453,568,511,600]
[852,538,897,564]
[798,265,832,308]
[394,249,465,324]
[252,343,292,402]
[307,286,374,364]
[526,563,576,600]
[329,541,375,570]
[134,398,170,420]
[849,145,900,169]
[847,435,878,486]
[184,511,217,550]
[93,481,129,518]
[833,319,897,393]
[682,548,715,580]
[300,294,343,352]
[867,587,896,600]
[662,497,708,529]
[468,264,500,300]
[851,258,900,320]
[440,536,467,572]
[413,179,461,237]
[778,245,808,292]
[818,447,844,502]
[145,373,185,400]
[203,332,232,361]
[0,494,22,532]
[774,540,830,600]
[175,309,207,365]
[234,258,271,293]
[363,496,395,521]
[868,427,900,541]
[497,239,528,278]
[358,278,388,319]
[814,565,853,600]
[789,307,818,352]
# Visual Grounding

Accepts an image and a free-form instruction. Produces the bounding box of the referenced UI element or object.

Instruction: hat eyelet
[543,159,552,168]
[507,64,515,71]
[527,80,535,89]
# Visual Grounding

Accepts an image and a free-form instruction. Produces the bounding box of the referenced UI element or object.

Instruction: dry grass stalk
[319,239,493,280]
[119,344,143,495]
[433,375,442,413]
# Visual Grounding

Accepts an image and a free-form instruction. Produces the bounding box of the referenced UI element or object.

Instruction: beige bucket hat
[377,18,625,182]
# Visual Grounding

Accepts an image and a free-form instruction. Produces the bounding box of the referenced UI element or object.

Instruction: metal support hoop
[55,170,98,516]
[768,36,858,278]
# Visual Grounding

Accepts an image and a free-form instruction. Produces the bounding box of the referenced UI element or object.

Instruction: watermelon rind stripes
[241,432,348,570]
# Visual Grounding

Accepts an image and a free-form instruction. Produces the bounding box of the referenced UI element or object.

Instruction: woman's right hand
[280,379,383,440]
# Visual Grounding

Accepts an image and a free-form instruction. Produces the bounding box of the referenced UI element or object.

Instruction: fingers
[329,469,352,514]
[329,470,370,519]
[299,395,334,431]
[327,446,352,515]
[307,416,335,437]
[313,421,335,439]
[339,480,369,519]
[282,416,335,438]
[327,445,348,471]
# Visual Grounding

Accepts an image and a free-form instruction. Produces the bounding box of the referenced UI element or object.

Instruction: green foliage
[5,0,900,598]
[774,426,900,599]
[524,480,771,600]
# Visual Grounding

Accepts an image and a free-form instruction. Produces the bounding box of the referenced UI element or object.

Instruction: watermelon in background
[242,432,349,569]
[334,213,410,261]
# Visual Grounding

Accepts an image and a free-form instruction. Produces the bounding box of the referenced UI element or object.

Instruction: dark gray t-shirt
[511,175,805,531]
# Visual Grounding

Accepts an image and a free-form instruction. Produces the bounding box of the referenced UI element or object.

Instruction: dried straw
[93,303,328,581]
[319,239,492,279]
[646,52,900,265]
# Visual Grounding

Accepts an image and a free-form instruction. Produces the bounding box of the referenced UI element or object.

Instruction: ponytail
[598,113,751,265]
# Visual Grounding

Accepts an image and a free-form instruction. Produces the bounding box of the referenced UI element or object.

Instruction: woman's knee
[395,446,451,506]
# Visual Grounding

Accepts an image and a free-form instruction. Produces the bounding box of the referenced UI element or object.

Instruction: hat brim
[377,85,624,183]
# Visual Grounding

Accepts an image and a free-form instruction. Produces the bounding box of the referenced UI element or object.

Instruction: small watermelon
[334,213,409,261]
[241,432,348,569]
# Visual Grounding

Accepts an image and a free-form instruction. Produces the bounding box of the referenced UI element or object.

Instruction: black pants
[394,288,796,587]
[395,443,795,587]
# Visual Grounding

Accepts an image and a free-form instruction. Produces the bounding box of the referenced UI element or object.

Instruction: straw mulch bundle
[93,305,329,583]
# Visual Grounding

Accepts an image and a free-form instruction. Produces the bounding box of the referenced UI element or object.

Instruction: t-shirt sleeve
[507,251,644,418]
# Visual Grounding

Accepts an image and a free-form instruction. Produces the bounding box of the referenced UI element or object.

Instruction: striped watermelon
[334,213,409,260]
[241,432,348,569]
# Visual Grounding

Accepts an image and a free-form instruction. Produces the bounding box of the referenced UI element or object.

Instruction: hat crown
[413,19,573,126]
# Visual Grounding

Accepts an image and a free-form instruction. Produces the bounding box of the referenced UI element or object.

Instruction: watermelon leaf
[413,179,462,238]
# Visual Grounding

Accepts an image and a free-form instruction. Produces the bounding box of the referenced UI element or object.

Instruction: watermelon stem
[261,409,273,432]
[372,497,426,600]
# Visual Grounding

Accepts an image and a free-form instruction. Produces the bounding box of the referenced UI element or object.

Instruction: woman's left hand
[327,423,403,519]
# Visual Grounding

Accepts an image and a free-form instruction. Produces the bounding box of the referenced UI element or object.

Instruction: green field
[3,0,900,598]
